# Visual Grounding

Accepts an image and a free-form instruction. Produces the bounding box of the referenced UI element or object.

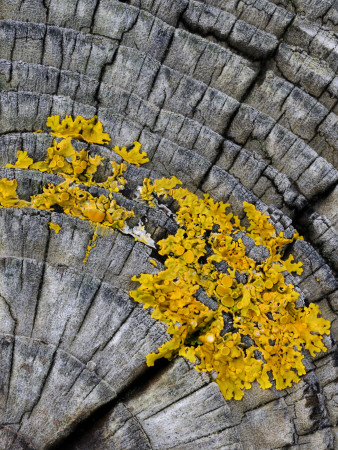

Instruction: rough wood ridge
[0,0,337,448]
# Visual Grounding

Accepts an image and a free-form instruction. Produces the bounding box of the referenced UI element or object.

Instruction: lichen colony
[0,115,330,401]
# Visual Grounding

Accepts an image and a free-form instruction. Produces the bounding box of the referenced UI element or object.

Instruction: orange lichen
[130,177,331,400]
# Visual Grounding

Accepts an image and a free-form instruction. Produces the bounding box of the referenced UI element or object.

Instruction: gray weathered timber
[0,0,337,448]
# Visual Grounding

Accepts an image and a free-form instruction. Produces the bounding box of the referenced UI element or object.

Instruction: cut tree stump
[0,0,337,448]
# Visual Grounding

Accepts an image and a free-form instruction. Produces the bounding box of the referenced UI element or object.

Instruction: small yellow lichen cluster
[0,178,28,207]
[7,142,103,183]
[0,115,151,257]
[7,115,146,186]
[113,141,149,166]
[30,181,134,227]
[0,176,132,227]
[49,222,61,234]
[46,115,111,144]
[131,177,331,400]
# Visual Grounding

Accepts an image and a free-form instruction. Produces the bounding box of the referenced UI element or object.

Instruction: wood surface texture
[0,0,337,448]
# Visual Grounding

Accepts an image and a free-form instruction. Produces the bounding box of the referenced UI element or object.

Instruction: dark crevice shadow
[50,358,170,449]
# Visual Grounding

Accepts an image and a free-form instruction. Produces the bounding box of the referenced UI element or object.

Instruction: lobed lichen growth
[0,114,331,401]
[130,177,331,400]
[49,222,61,234]
[46,114,111,144]
[0,115,152,255]
[112,141,149,166]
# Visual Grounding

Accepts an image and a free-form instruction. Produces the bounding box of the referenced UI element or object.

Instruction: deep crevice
[50,358,170,449]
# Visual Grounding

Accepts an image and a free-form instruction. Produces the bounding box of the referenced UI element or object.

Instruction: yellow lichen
[5,151,34,169]
[0,115,148,262]
[95,161,128,194]
[83,227,99,263]
[30,180,134,228]
[112,141,149,166]
[7,139,104,183]
[130,176,331,400]
[0,115,331,402]
[49,222,61,234]
[0,179,29,208]
[0,177,134,233]
[46,115,110,144]
[140,176,182,206]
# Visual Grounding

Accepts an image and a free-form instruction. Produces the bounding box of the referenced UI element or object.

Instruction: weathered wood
[0,0,337,448]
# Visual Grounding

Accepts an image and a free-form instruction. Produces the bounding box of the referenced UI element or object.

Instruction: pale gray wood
[0,0,337,448]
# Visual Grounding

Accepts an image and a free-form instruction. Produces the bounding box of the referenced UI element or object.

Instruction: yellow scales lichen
[1,115,152,257]
[0,115,330,401]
